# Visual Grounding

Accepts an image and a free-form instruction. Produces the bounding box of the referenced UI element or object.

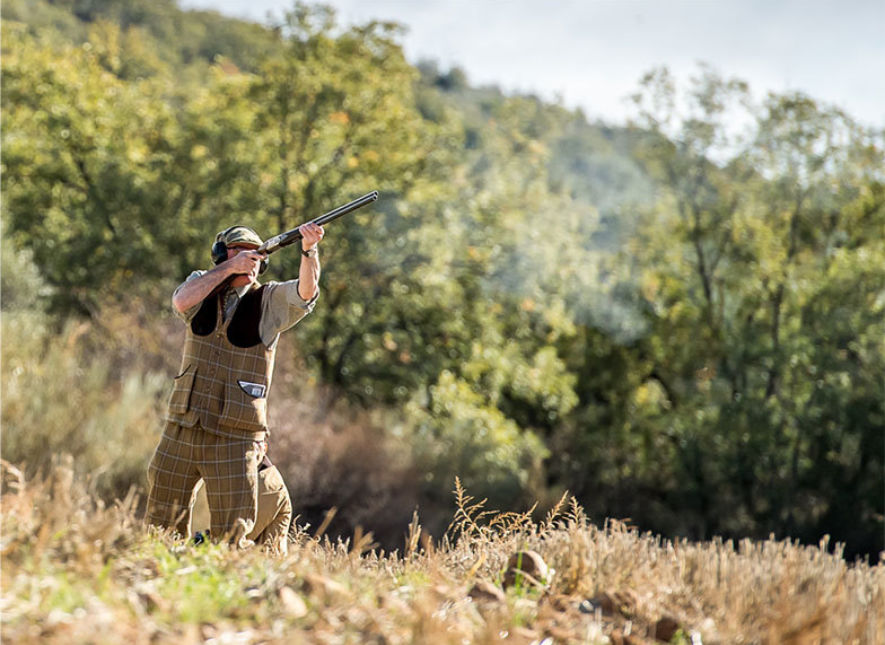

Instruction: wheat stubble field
[1,463,882,645]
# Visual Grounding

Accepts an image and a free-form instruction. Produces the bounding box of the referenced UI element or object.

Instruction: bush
[261,371,421,551]
[403,370,548,520]
[1,310,166,498]
[1,219,52,312]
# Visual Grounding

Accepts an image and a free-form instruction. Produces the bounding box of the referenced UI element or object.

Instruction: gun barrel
[260,191,378,254]
[314,190,378,227]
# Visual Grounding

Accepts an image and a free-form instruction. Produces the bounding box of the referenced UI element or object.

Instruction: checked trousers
[146,421,263,543]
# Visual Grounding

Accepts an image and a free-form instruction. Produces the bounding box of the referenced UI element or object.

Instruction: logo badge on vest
[238,380,267,398]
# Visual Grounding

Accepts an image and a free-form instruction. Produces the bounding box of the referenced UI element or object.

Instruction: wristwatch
[301,247,318,258]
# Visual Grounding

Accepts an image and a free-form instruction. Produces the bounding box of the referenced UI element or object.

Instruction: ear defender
[210,239,229,265]
[211,226,268,274]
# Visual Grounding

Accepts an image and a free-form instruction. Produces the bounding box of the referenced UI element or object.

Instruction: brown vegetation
[2,463,882,644]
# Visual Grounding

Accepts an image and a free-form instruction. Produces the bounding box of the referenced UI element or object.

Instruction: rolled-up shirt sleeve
[172,270,206,323]
[260,279,319,345]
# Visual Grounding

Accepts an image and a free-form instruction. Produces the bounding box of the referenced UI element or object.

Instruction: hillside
[2,0,884,566]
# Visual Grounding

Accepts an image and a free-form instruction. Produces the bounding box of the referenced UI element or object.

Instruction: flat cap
[218,225,263,247]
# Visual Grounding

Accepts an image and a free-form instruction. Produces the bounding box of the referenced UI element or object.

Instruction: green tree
[619,65,885,556]
[1,19,286,314]
[239,4,461,402]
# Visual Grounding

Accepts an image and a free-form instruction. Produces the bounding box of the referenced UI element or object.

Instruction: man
[146,221,323,546]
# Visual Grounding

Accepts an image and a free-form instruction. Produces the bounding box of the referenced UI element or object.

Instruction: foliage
[2,1,883,561]
[2,0,276,74]
[2,21,191,313]
[607,66,885,554]
[0,217,53,311]
[405,370,548,510]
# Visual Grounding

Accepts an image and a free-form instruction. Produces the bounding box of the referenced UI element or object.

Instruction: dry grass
[2,464,882,645]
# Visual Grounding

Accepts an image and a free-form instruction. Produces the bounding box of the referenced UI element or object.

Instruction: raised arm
[172,250,265,313]
[297,222,324,301]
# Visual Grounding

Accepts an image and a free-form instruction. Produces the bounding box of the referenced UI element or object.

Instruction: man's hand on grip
[227,249,265,279]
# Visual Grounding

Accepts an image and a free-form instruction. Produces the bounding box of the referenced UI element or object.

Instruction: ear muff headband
[211,226,268,274]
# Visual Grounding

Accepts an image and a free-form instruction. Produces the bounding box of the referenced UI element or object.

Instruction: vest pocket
[167,364,197,416]
[220,376,268,431]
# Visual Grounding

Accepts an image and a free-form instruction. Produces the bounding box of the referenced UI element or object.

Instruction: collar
[227,282,256,299]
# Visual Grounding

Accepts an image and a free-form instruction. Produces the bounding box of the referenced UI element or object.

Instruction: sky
[179,0,885,129]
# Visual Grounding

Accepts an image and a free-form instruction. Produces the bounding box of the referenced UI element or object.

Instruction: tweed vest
[165,284,276,439]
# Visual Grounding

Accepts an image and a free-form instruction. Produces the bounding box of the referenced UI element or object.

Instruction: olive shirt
[173,271,318,346]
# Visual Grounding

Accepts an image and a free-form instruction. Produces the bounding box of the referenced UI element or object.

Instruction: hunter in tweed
[146,222,324,545]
